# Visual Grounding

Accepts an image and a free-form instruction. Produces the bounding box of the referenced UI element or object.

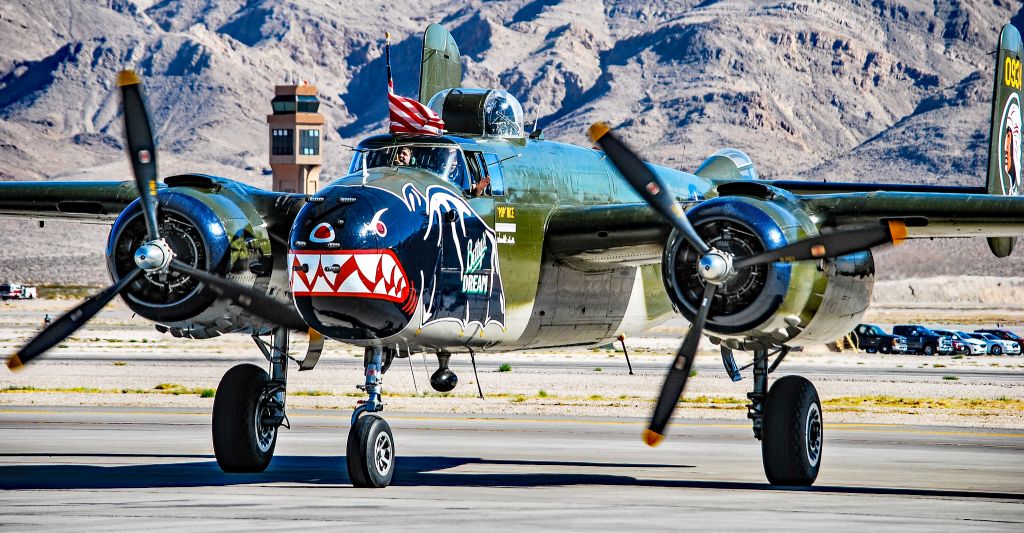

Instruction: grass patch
[933,363,946,368]
[292,390,333,396]
[497,363,512,372]
[942,375,959,381]
[112,361,127,366]
[200,389,215,398]
[589,394,604,400]
[593,367,602,372]
[822,395,1024,411]
[537,390,548,398]
[951,355,963,360]
[154,383,182,390]
[688,369,697,378]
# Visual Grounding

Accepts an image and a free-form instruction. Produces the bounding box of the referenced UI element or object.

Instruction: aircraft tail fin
[986,22,1023,257]
[418,24,462,104]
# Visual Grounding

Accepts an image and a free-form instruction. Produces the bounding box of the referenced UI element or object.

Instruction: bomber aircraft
[2,22,1023,488]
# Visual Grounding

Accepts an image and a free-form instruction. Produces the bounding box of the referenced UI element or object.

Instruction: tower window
[299,129,320,156]
[272,128,294,155]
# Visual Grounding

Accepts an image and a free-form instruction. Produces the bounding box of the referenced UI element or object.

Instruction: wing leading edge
[0,181,141,223]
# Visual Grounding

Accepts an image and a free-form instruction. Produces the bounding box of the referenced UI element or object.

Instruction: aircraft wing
[800,190,1024,238]
[545,187,1024,270]
[0,180,140,223]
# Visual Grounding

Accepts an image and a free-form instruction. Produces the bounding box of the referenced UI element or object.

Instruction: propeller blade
[7,268,143,371]
[168,260,308,331]
[644,282,718,446]
[732,220,907,270]
[588,123,710,255]
[118,70,161,242]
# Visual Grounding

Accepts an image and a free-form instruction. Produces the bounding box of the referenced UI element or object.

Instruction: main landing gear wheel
[347,414,395,488]
[761,375,822,486]
[212,363,277,473]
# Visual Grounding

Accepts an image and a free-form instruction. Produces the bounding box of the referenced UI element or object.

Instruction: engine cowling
[106,178,277,338]
[663,189,874,350]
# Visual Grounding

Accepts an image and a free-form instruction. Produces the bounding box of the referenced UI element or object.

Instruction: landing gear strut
[348,346,394,488]
[212,327,290,472]
[743,348,821,486]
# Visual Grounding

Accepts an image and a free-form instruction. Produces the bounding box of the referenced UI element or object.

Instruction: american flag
[386,33,444,135]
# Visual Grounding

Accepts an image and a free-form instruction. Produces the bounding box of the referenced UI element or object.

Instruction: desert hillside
[1,0,1023,284]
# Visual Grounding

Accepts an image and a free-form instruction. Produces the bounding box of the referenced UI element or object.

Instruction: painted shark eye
[375,221,387,237]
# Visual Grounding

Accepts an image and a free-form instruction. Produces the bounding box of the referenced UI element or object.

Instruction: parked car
[975,329,1023,353]
[891,325,954,355]
[973,332,1021,355]
[964,333,1005,355]
[933,329,987,355]
[851,324,907,354]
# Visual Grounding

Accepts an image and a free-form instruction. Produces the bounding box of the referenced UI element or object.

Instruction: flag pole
[385,32,393,94]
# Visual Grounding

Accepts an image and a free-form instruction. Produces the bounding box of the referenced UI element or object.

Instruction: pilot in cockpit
[393,147,413,166]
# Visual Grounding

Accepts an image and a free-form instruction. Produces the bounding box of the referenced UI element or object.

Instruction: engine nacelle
[106,176,280,338]
[663,189,874,350]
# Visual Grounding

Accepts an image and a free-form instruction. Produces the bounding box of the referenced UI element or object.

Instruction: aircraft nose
[288,186,423,340]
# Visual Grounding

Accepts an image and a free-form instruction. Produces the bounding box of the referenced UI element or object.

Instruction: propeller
[588,122,907,446]
[7,70,307,371]
[168,260,308,331]
[7,269,143,370]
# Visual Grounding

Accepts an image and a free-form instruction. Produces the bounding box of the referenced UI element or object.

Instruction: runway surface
[1,406,1022,531]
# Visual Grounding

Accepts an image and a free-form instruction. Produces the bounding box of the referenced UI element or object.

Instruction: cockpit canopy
[427,88,525,138]
[346,135,472,190]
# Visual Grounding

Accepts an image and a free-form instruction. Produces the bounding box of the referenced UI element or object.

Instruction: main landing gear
[212,327,290,472]
[731,347,822,486]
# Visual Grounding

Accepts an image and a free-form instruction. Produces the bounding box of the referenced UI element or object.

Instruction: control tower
[267,83,324,194]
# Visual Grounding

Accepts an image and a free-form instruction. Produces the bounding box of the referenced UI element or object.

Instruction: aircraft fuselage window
[464,151,491,197]
[483,153,505,196]
[347,145,468,184]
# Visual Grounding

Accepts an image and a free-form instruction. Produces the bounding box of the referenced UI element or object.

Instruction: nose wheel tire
[347,414,395,488]
[761,375,822,486]
[212,363,278,473]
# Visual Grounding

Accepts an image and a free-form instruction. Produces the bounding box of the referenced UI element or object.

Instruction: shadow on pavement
[0,454,1020,500]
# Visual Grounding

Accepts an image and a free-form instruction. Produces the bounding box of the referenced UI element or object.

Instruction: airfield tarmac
[1,298,1023,529]
[1,407,1022,531]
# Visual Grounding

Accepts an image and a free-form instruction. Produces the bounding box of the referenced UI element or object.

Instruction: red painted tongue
[314,225,331,239]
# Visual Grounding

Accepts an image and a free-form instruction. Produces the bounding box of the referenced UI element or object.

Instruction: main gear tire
[212,363,277,473]
[761,375,822,486]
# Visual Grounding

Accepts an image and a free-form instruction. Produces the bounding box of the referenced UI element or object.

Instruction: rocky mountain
[1,0,1023,284]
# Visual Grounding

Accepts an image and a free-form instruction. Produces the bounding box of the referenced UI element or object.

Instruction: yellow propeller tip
[117,70,141,87]
[887,220,908,245]
[642,429,664,447]
[587,122,611,143]
[6,353,24,372]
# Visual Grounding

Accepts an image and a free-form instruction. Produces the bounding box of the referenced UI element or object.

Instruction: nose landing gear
[348,346,394,488]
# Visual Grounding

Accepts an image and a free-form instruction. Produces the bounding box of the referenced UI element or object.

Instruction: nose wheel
[347,414,395,488]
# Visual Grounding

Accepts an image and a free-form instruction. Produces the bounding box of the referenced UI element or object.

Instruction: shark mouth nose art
[289,250,412,304]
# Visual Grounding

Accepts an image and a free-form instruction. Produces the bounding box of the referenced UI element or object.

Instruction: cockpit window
[348,145,467,181]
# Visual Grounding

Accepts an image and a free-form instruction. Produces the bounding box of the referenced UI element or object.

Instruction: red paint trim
[289,249,412,303]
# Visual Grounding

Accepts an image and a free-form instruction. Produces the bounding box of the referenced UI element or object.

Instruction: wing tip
[117,69,141,87]
[587,122,611,143]
[642,428,664,447]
